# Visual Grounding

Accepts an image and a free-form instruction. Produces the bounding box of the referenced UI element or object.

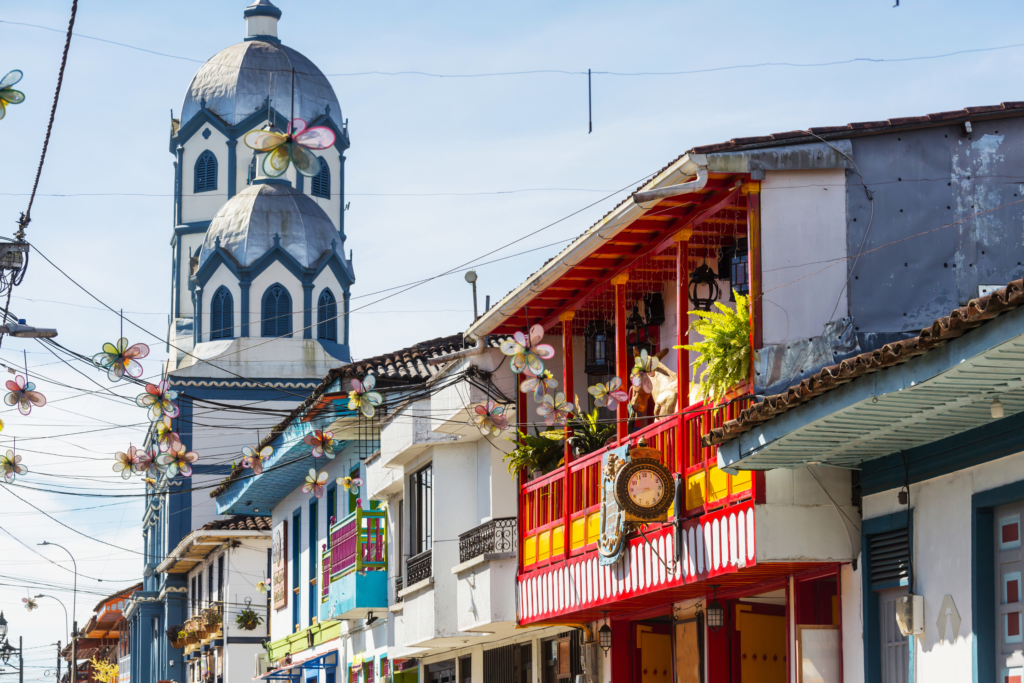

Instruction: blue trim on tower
[240,280,251,337]
[175,221,212,236]
[303,282,314,340]
[244,1,282,19]
[174,145,183,227]
[227,139,238,198]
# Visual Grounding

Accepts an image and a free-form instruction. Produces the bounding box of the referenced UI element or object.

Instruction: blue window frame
[194,150,217,193]
[210,286,234,340]
[311,157,330,199]
[308,499,318,625]
[247,153,257,185]
[262,284,292,338]
[326,482,337,527]
[862,510,913,683]
[317,289,337,342]
[292,508,301,632]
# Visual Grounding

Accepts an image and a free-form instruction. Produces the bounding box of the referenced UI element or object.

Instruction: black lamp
[706,585,724,633]
[688,262,721,311]
[584,321,614,375]
[598,612,612,654]
[0,612,7,642]
[625,306,654,356]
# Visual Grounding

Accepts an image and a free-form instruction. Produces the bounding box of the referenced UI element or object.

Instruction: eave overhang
[718,303,1024,473]
[158,529,271,574]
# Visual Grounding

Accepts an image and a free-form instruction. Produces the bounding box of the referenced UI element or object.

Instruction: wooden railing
[519,395,754,572]
[323,508,388,592]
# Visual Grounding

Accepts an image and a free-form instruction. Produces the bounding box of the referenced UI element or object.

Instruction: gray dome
[200,181,340,271]
[180,40,341,128]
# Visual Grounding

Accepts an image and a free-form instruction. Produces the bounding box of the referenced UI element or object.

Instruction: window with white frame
[997,505,1024,682]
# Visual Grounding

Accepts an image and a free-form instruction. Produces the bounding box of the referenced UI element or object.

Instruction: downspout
[631,166,709,206]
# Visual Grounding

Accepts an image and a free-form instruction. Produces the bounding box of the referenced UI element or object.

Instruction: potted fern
[236,607,264,632]
[503,428,563,478]
[682,291,752,402]
[566,406,615,457]
[166,625,184,649]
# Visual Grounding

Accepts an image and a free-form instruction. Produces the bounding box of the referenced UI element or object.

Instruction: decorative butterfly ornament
[0,70,25,121]
[93,338,149,382]
[243,118,336,178]
[588,376,630,409]
[303,429,339,459]
[241,445,273,475]
[472,401,509,437]
[348,375,383,418]
[4,375,45,416]
[337,476,363,494]
[136,380,179,421]
[157,446,198,478]
[500,324,555,376]
[520,370,558,403]
[113,447,138,480]
[537,391,573,426]
[22,597,37,612]
[631,349,660,394]
[256,580,269,595]
[302,469,329,498]
[0,450,26,483]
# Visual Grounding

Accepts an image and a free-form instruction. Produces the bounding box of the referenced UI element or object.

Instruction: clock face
[613,455,674,521]
[628,469,665,508]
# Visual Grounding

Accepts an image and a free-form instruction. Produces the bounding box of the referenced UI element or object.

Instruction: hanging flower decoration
[588,377,630,410]
[157,445,198,479]
[241,445,273,475]
[243,118,336,178]
[500,324,556,376]
[113,447,138,480]
[302,469,329,498]
[0,450,26,483]
[0,71,25,121]
[520,370,558,403]
[143,477,157,487]
[93,338,150,382]
[631,349,660,394]
[22,597,37,612]
[303,430,339,459]
[348,375,383,418]
[4,375,46,416]
[472,401,509,437]
[256,580,269,595]
[132,448,161,478]
[136,380,179,422]
[537,392,573,426]
[337,476,363,495]
[155,416,182,454]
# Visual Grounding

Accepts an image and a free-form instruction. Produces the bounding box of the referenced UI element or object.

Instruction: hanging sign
[272,520,288,610]
[597,444,630,566]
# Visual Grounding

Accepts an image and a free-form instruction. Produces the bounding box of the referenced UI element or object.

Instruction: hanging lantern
[598,612,613,654]
[706,585,725,633]
[584,321,615,375]
[688,262,721,311]
[625,306,655,356]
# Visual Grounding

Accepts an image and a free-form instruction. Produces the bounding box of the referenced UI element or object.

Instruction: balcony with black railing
[406,549,432,586]
[394,575,403,603]
[458,518,517,564]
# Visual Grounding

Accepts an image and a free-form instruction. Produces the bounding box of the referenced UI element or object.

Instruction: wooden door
[738,611,786,683]
[637,624,672,683]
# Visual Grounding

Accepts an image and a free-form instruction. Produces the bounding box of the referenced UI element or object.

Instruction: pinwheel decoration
[520,370,558,403]
[472,400,509,437]
[0,71,25,121]
[155,415,182,454]
[302,469,329,498]
[113,447,138,480]
[631,349,660,394]
[5,374,45,416]
[243,118,336,178]
[0,450,26,483]
[143,477,157,487]
[348,375,383,418]
[136,380,179,421]
[157,445,198,479]
[22,597,37,612]
[132,448,160,478]
[93,338,150,382]
[241,444,273,475]
[337,475,363,495]
[588,376,630,409]
[256,580,269,595]
[538,391,573,426]
[303,430,339,459]
[500,324,555,376]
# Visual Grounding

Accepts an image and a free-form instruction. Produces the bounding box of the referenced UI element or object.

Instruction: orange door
[637,624,672,683]
[739,611,786,683]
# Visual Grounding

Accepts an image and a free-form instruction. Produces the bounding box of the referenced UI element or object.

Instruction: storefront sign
[272,520,288,610]
[598,445,630,566]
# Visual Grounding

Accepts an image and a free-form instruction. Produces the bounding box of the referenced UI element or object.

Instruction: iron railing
[406,549,432,585]
[458,517,517,563]
[394,575,403,603]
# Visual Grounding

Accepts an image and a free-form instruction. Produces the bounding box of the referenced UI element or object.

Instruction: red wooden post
[744,182,763,355]
[517,382,528,576]
[611,273,630,443]
[559,311,575,560]
[674,229,692,475]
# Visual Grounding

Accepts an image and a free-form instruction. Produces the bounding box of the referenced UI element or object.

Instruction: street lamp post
[38,542,77,673]
[0,612,24,683]
[34,595,69,644]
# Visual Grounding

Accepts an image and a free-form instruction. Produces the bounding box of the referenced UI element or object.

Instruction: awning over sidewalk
[257,651,339,680]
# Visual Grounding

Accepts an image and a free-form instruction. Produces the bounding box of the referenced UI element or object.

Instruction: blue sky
[2,0,1024,667]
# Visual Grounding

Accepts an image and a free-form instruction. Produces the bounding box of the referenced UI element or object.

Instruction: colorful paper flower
[241,445,273,475]
[631,349,660,394]
[143,477,157,487]
[0,71,25,121]
[537,391,573,426]
[154,415,182,454]
[472,400,509,437]
[303,429,339,459]
[0,450,26,483]
[243,118,336,178]
[256,580,269,595]
[93,338,150,382]
[348,375,383,418]
[157,446,197,479]
[132,448,160,477]
[22,597,37,612]
[4,374,45,416]
[336,476,363,494]
[500,324,555,376]
[136,380,179,422]
[302,469,329,498]
[113,447,137,480]
[588,376,630,409]
[520,370,558,403]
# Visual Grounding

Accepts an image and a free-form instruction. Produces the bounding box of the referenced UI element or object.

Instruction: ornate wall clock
[614,446,673,522]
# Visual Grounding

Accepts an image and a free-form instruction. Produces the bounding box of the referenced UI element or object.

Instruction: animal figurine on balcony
[627,347,678,431]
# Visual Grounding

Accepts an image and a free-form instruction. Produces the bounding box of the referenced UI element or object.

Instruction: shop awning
[258,651,339,680]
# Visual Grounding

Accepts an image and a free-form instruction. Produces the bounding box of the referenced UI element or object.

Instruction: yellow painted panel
[708,465,729,502]
[523,535,537,566]
[552,524,565,557]
[587,512,602,545]
[686,472,706,510]
[738,611,786,683]
[570,517,587,550]
[538,530,551,562]
[732,468,753,493]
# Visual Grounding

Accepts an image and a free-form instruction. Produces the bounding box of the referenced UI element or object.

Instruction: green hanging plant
[565,405,615,457]
[682,291,751,402]
[503,428,563,475]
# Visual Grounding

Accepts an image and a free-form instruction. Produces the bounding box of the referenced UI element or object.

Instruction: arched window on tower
[261,284,292,338]
[194,150,218,193]
[311,157,330,199]
[246,153,257,185]
[210,287,234,340]
[317,289,337,342]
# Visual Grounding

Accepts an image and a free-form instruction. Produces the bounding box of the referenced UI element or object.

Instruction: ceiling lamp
[992,397,1005,419]
[688,262,721,312]
[706,585,725,633]
[598,612,612,654]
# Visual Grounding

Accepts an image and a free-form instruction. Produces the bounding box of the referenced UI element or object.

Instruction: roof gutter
[631,165,709,206]
[464,153,708,341]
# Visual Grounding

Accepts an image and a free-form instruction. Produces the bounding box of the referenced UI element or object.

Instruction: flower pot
[170,640,183,649]
[530,468,543,480]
